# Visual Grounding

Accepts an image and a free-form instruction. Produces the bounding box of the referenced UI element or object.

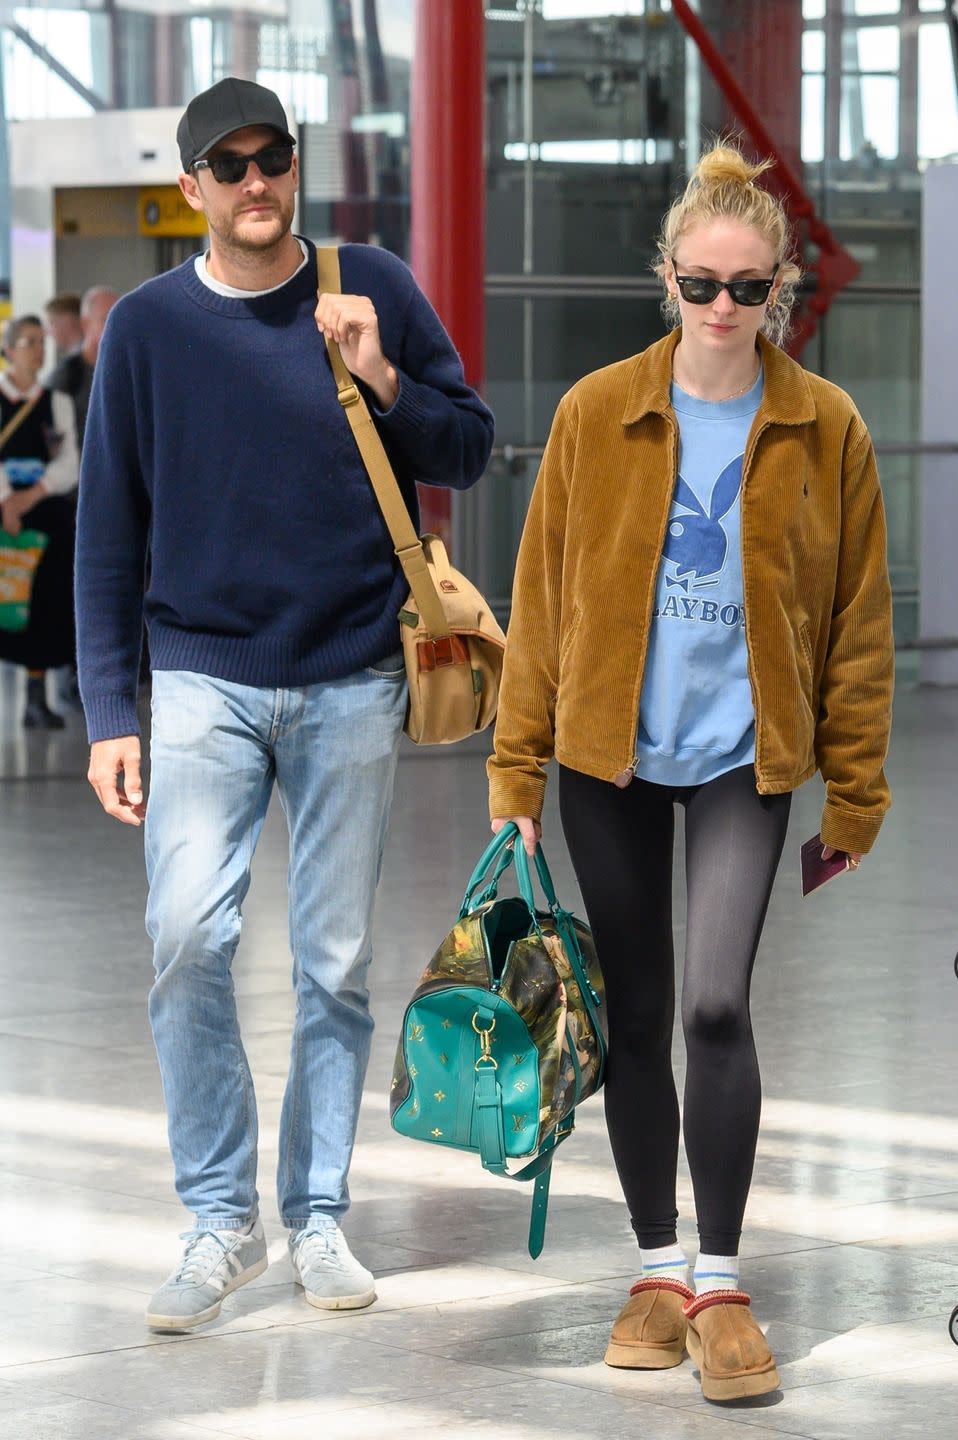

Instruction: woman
[0,314,80,727]
[487,145,893,1402]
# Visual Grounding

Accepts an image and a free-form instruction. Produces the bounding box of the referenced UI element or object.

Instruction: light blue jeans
[145,658,407,1232]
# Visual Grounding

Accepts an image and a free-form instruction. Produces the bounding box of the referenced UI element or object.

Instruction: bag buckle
[338,383,361,408]
[417,635,468,671]
[472,1012,498,1071]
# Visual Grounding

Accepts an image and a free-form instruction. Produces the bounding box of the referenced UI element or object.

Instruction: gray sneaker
[146,1221,268,1331]
[289,1221,376,1310]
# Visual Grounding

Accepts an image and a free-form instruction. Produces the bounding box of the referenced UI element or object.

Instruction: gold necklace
[673,360,760,404]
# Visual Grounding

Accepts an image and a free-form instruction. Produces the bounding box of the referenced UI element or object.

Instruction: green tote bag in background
[0,529,49,632]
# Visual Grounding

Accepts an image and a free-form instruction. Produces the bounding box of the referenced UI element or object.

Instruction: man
[44,293,83,356]
[75,78,494,1332]
[48,285,119,450]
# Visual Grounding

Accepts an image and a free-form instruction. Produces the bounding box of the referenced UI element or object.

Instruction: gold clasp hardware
[472,1012,498,1071]
[338,383,361,408]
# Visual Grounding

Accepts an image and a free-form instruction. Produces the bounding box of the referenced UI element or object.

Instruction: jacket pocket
[796,620,818,733]
[798,621,814,676]
[558,604,582,675]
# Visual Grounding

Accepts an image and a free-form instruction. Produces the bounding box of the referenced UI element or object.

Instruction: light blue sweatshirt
[635,369,764,786]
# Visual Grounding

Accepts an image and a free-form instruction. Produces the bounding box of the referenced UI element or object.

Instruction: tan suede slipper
[604,1278,694,1369]
[683,1289,780,1401]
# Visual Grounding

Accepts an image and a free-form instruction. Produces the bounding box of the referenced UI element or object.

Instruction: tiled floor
[1,662,956,1439]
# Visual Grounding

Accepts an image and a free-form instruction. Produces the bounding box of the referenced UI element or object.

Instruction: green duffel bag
[390,822,607,1256]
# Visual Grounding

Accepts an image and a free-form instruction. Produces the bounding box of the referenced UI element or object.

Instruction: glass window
[845,0,900,14]
[802,75,826,162]
[841,75,899,158]
[1,9,97,119]
[918,24,958,160]
[256,69,329,125]
[918,0,945,10]
[189,19,214,95]
[848,26,900,73]
[803,0,826,17]
[803,30,825,74]
[541,1,647,16]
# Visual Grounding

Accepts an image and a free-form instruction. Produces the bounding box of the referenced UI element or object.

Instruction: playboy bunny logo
[663,455,743,591]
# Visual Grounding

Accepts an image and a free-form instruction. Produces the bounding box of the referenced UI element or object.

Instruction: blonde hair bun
[692,144,773,190]
[653,139,802,348]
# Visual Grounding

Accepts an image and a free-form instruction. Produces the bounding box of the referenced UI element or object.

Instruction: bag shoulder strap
[0,389,44,453]
[316,247,449,639]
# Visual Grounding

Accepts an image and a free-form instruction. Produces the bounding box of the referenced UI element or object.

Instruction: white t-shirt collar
[194,237,309,299]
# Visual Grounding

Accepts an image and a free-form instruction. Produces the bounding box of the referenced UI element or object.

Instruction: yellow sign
[138,187,208,238]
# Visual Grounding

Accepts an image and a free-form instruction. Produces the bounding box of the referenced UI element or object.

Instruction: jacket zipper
[622,413,680,779]
[739,420,769,791]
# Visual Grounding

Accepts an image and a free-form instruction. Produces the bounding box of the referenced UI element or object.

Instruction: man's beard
[210,195,296,255]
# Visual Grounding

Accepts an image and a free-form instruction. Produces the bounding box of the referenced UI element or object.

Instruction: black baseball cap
[177,77,295,172]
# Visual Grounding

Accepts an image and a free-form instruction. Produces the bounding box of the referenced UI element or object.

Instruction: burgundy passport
[801,833,851,898]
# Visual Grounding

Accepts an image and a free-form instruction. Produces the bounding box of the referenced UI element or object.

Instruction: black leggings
[559,763,791,1255]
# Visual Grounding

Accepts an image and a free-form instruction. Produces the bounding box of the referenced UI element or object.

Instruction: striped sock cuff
[640,1242,689,1281]
[693,1253,740,1296]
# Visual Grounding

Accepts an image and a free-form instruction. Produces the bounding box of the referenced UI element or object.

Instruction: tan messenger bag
[317,248,505,746]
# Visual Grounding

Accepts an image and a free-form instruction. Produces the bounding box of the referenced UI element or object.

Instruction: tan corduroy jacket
[487,330,894,855]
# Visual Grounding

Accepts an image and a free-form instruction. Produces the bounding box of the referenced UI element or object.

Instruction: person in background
[488,143,893,1401]
[44,293,83,358]
[0,315,81,727]
[48,286,119,451]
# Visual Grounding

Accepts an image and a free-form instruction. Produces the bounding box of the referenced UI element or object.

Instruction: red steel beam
[671,0,859,357]
[411,0,487,552]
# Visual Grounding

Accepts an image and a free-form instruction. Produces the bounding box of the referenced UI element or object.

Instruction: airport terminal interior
[1,2,957,1438]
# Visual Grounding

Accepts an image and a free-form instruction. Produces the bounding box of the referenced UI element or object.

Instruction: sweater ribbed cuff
[84,692,140,744]
[373,368,429,435]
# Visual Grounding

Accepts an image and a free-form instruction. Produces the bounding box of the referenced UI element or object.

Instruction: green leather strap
[460,824,521,916]
[467,845,517,915]
[528,1163,553,1259]
[477,1102,576,1257]
[516,1119,575,1258]
[475,1064,506,1174]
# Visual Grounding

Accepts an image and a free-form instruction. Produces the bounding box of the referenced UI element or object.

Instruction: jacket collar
[621,330,817,428]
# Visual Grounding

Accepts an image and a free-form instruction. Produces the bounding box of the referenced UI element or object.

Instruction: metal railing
[490,439,958,465]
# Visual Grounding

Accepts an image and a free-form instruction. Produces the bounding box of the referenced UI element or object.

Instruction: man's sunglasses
[672,264,779,307]
[193,144,294,185]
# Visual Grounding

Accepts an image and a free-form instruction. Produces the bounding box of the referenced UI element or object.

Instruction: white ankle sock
[693,1252,740,1295]
[639,1242,689,1287]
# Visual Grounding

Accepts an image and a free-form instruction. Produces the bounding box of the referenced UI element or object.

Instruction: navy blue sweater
[75,241,495,743]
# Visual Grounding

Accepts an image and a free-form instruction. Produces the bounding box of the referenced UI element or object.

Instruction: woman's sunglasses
[672,264,779,307]
[193,144,294,186]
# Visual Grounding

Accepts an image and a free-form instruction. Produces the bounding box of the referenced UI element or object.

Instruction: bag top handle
[315,247,450,641]
[461,822,561,920]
